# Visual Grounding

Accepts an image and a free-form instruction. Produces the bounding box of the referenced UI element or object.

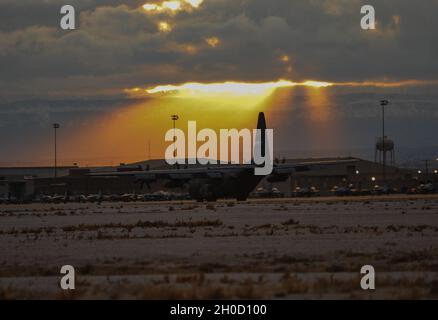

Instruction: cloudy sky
[0,0,437,166]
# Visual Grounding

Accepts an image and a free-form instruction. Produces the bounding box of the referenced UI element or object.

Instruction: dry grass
[2,272,436,299]
[57,219,224,233]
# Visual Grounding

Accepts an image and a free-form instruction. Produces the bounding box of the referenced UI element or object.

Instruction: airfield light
[171,115,179,158]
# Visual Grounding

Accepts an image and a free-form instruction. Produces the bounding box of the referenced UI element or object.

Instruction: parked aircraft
[90,112,357,201]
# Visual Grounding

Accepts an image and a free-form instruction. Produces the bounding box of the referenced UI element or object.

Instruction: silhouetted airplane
[90,112,357,201]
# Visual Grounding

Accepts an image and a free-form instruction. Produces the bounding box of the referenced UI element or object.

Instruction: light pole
[53,123,60,178]
[423,160,430,181]
[423,158,438,182]
[171,114,179,158]
[435,157,438,175]
[380,100,389,185]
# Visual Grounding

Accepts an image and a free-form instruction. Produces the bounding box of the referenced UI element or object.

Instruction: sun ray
[125,80,335,98]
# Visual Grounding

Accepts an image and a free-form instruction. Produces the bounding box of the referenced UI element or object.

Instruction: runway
[1,195,438,299]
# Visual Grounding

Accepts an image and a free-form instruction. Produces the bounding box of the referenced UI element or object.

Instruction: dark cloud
[0,0,437,100]
[1,0,438,166]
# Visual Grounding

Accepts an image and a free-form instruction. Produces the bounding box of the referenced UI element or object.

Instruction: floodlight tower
[53,123,60,178]
[171,114,179,158]
[380,100,389,184]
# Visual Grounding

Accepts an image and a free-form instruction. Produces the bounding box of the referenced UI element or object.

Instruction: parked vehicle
[294,186,318,197]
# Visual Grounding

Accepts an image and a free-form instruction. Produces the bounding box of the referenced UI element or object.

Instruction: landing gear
[194,184,218,202]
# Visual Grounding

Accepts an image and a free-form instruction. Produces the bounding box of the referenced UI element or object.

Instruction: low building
[262,157,417,196]
[0,158,431,199]
[0,177,35,201]
[0,166,75,200]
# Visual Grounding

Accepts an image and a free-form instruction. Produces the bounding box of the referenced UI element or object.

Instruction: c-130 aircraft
[91,112,356,202]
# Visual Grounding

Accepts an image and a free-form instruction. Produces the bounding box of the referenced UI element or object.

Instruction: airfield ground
[1,195,438,299]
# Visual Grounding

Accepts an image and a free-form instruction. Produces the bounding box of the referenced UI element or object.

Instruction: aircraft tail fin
[256,112,267,157]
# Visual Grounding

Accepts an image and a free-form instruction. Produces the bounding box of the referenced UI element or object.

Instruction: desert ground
[1,195,438,299]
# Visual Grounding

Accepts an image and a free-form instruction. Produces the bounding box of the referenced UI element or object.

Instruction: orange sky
[55,82,339,166]
[8,79,437,167]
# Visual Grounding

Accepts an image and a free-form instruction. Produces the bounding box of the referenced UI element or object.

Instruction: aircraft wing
[90,159,358,181]
[134,166,254,181]
[272,159,359,175]
[89,165,255,182]
[263,158,359,183]
[88,159,359,200]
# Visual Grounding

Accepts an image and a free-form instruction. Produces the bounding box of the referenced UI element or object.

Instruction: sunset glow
[124,80,335,98]
[145,80,296,96]
[142,0,204,13]
[158,21,172,32]
[142,3,159,11]
[128,79,438,98]
[185,0,204,7]
[337,79,438,88]
[163,1,181,11]
[302,81,333,88]
[280,55,290,62]
[205,36,220,48]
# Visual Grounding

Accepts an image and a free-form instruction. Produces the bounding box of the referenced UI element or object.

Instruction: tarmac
[1,195,438,299]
